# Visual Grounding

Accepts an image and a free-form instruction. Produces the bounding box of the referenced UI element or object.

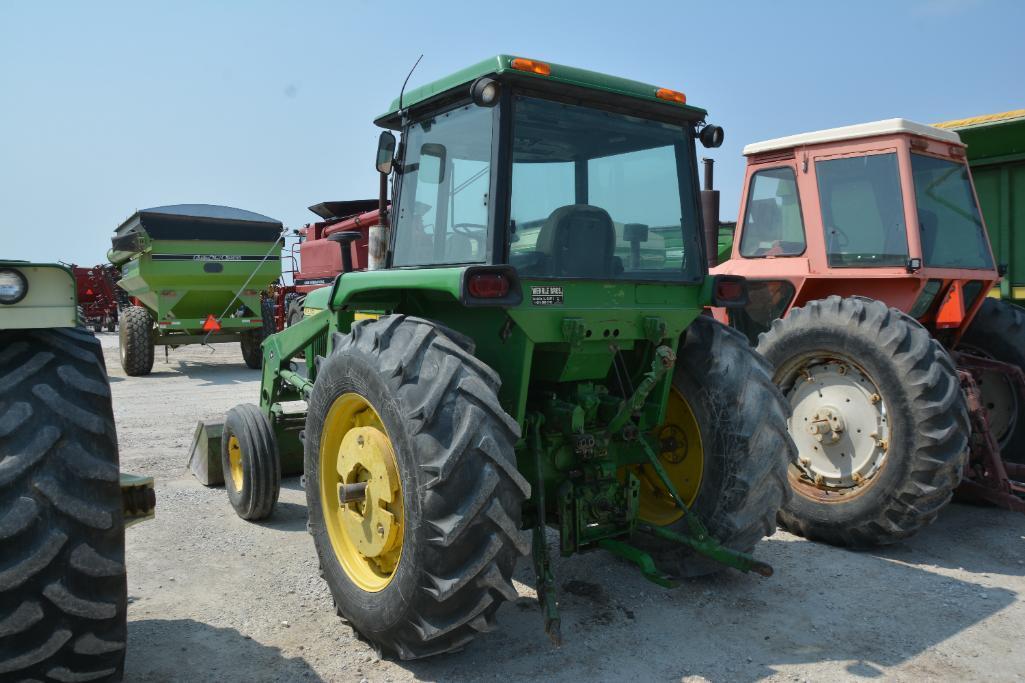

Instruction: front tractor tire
[304,315,530,660]
[635,315,792,577]
[959,297,1025,465]
[758,296,968,547]
[0,327,127,682]
[118,305,153,376]
[221,404,281,520]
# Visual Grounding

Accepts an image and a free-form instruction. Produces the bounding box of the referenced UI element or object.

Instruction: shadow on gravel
[260,501,309,532]
[126,618,324,682]
[141,360,259,386]
[396,521,1018,682]
[871,502,1025,577]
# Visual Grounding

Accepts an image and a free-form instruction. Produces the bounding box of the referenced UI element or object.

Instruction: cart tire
[240,331,263,370]
[221,403,280,520]
[118,305,153,376]
[0,327,127,682]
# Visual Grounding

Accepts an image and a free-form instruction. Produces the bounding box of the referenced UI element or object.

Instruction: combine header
[107,204,283,375]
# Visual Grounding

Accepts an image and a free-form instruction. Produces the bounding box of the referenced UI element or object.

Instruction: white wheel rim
[785,357,890,490]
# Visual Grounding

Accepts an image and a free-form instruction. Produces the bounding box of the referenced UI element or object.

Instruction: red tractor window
[739,167,806,258]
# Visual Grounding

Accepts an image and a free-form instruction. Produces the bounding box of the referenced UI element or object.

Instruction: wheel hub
[786,359,889,489]
[227,435,244,492]
[336,426,402,563]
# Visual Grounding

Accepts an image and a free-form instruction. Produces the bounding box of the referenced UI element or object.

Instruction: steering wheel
[452,222,486,236]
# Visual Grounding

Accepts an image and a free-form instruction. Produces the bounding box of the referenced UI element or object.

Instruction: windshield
[392,104,493,267]
[508,96,701,281]
[815,152,909,267]
[911,154,993,269]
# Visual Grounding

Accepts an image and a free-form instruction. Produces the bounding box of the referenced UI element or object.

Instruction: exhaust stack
[701,158,720,268]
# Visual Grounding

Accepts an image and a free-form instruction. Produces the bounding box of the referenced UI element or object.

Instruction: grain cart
[0,261,155,682]
[199,56,794,658]
[935,110,1025,305]
[712,119,1025,547]
[107,204,283,375]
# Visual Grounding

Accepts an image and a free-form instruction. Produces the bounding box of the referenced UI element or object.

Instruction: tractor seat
[535,204,617,278]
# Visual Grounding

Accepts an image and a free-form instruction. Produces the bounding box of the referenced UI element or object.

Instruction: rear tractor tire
[959,297,1025,465]
[632,315,793,577]
[304,315,530,660]
[118,305,153,376]
[758,296,968,547]
[240,330,264,370]
[0,327,127,682]
[221,404,281,520]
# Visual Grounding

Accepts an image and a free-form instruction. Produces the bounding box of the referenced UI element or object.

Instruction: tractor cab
[714,119,998,346]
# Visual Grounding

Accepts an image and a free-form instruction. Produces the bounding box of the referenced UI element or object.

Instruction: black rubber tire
[221,404,280,521]
[758,296,968,547]
[260,296,277,338]
[640,315,793,578]
[105,320,115,334]
[304,315,530,660]
[118,306,153,376]
[959,297,1025,464]
[285,296,304,328]
[92,321,102,334]
[240,331,263,370]
[0,328,127,682]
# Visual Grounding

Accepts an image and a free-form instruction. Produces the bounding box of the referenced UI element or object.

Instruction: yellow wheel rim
[319,392,404,592]
[227,435,244,492]
[633,387,704,526]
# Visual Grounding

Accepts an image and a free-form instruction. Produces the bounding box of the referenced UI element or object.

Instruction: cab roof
[743,118,961,156]
[374,55,705,129]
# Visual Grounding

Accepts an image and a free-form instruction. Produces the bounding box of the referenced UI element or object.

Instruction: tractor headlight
[0,268,28,304]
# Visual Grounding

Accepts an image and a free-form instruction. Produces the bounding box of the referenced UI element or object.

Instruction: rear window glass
[816,153,908,267]
[911,154,993,269]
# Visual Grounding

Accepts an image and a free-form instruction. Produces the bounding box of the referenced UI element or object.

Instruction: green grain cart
[935,110,1025,304]
[196,55,794,659]
[107,204,283,375]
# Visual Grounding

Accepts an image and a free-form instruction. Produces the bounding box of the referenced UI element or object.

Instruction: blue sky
[2,0,1022,265]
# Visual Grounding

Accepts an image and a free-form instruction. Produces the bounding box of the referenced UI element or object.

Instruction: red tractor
[711,118,1025,546]
[70,263,124,332]
[264,200,380,331]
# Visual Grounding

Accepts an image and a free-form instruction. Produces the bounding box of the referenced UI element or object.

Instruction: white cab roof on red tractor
[743,118,962,156]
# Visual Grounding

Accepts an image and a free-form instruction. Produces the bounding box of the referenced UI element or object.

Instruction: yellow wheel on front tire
[633,386,704,526]
[319,392,404,592]
[227,435,244,492]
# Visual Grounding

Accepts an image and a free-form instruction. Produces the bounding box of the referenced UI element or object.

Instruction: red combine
[70,263,124,332]
[265,200,380,331]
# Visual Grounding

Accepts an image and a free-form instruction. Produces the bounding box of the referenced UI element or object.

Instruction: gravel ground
[101,333,1025,682]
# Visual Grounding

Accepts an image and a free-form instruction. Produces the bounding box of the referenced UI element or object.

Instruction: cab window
[739,167,806,257]
[815,152,909,267]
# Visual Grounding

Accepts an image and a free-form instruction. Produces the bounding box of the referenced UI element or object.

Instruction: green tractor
[0,262,154,681]
[208,56,793,658]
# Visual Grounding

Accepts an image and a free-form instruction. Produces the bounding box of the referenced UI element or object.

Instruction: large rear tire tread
[305,315,529,660]
[759,296,968,547]
[959,297,1025,465]
[646,316,793,577]
[221,404,280,521]
[0,327,127,682]
[119,306,153,377]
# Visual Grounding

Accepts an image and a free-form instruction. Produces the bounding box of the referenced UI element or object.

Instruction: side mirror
[419,143,447,184]
[376,131,396,174]
[699,124,725,149]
